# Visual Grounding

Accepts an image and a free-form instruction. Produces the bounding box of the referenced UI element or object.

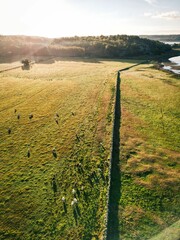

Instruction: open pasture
[1,57,179,240]
[120,64,180,239]
[0,58,136,240]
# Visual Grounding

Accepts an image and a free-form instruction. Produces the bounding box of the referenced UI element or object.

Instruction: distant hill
[0,34,172,59]
[140,35,180,42]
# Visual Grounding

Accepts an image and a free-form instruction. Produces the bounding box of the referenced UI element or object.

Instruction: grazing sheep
[29,114,33,120]
[72,189,76,195]
[71,112,75,116]
[73,198,78,204]
[51,176,57,194]
[27,149,30,158]
[17,114,20,120]
[56,113,59,118]
[8,128,11,134]
[52,148,57,158]
[76,163,81,169]
[77,163,82,168]
[14,109,17,113]
[71,198,78,206]
[55,119,59,125]
[62,197,67,212]
[76,134,80,141]
[71,200,75,206]
[76,163,83,173]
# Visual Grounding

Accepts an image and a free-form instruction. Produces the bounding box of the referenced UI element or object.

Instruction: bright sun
[20,0,88,37]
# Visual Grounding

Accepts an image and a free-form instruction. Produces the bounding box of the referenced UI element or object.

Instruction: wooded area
[0,35,172,59]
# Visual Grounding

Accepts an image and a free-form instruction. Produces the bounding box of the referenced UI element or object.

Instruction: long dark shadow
[106,71,121,240]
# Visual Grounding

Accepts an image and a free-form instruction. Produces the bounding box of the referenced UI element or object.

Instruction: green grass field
[120,64,180,239]
[0,58,179,240]
[0,58,137,240]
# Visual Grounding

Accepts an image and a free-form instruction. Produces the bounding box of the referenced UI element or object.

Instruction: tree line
[0,35,172,59]
[51,35,171,57]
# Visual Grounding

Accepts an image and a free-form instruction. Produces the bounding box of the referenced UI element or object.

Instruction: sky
[0,0,180,38]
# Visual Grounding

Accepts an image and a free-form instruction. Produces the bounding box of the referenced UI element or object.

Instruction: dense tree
[0,34,172,59]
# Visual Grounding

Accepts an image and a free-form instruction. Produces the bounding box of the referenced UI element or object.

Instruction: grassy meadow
[0,57,179,240]
[0,57,137,240]
[120,64,180,239]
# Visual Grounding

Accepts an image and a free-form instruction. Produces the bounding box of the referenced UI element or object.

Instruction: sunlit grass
[0,57,136,240]
[120,64,180,239]
[1,58,179,239]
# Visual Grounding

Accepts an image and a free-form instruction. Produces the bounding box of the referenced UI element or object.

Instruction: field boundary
[0,64,23,73]
[105,70,121,240]
[105,61,147,240]
[0,58,148,74]
[0,57,56,73]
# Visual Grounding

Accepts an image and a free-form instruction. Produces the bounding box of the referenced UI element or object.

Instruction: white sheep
[72,189,76,195]
[71,198,78,206]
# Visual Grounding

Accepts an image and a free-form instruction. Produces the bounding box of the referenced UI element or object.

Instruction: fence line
[0,56,56,73]
[104,61,147,240]
[104,70,121,240]
[0,64,23,73]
